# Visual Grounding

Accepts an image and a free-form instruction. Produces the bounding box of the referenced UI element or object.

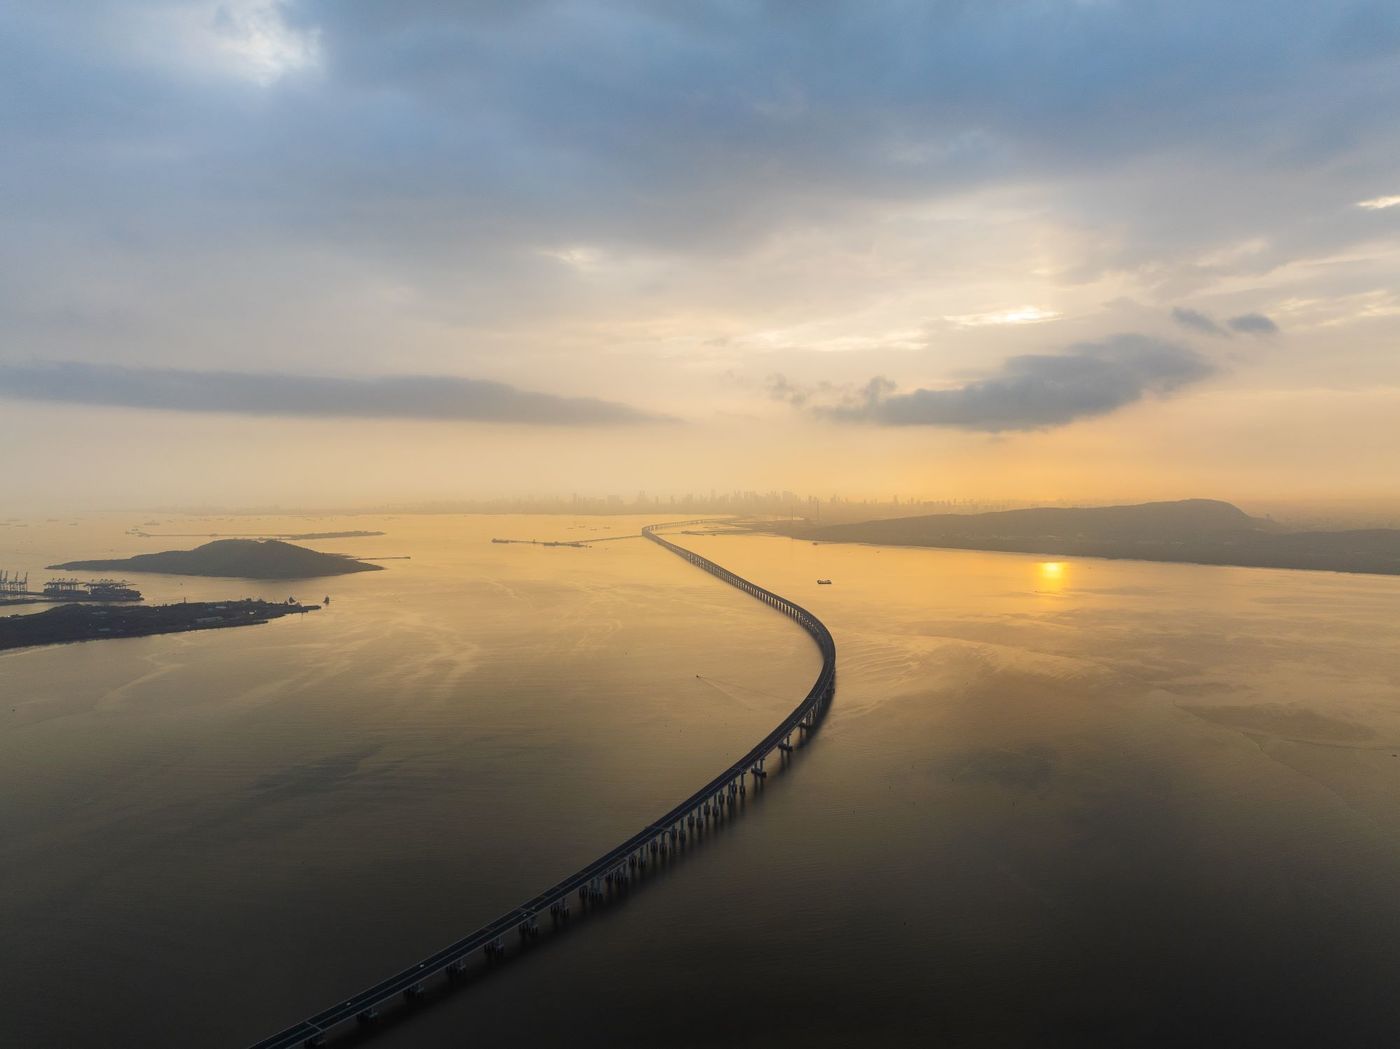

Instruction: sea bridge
[247,520,836,1049]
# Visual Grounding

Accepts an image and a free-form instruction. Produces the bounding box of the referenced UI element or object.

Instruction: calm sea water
[4,514,1400,1047]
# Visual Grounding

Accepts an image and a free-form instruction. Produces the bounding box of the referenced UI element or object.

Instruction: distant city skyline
[17,489,1400,534]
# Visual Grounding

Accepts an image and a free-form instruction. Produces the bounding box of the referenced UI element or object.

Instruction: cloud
[1227,312,1280,335]
[1356,195,1400,209]
[1171,306,1280,338]
[8,1,1400,276]
[0,0,1390,493]
[764,373,810,407]
[945,306,1060,329]
[762,372,849,408]
[818,335,1215,431]
[0,361,668,426]
[1171,306,1229,337]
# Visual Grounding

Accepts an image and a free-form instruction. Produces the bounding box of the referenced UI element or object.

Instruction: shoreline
[748,525,1400,579]
[1,599,319,653]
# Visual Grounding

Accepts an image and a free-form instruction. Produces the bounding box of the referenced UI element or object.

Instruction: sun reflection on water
[1037,560,1067,592]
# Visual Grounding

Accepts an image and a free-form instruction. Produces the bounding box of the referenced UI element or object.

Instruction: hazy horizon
[10,494,1400,535]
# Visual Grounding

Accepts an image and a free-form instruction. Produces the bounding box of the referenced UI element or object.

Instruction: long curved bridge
[248,521,836,1049]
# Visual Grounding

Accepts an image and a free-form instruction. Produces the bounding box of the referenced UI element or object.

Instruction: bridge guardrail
[248,520,835,1049]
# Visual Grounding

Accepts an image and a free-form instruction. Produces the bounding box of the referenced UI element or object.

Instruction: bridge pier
[243,521,838,1049]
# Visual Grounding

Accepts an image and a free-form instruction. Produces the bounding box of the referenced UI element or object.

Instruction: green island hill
[48,539,384,580]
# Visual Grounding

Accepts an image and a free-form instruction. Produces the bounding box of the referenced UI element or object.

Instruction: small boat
[816,579,832,585]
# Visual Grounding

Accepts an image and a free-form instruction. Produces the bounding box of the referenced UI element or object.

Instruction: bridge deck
[247,521,835,1049]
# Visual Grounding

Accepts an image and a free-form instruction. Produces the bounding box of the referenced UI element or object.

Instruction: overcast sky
[3,1,1399,509]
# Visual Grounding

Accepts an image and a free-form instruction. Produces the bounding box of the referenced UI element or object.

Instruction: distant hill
[814,499,1270,542]
[798,499,1400,576]
[49,539,383,579]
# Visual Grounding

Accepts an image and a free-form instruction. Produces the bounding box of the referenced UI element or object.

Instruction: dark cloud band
[0,361,668,426]
[1172,307,1280,338]
[818,335,1215,432]
[1171,307,1229,337]
[1227,312,1280,335]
